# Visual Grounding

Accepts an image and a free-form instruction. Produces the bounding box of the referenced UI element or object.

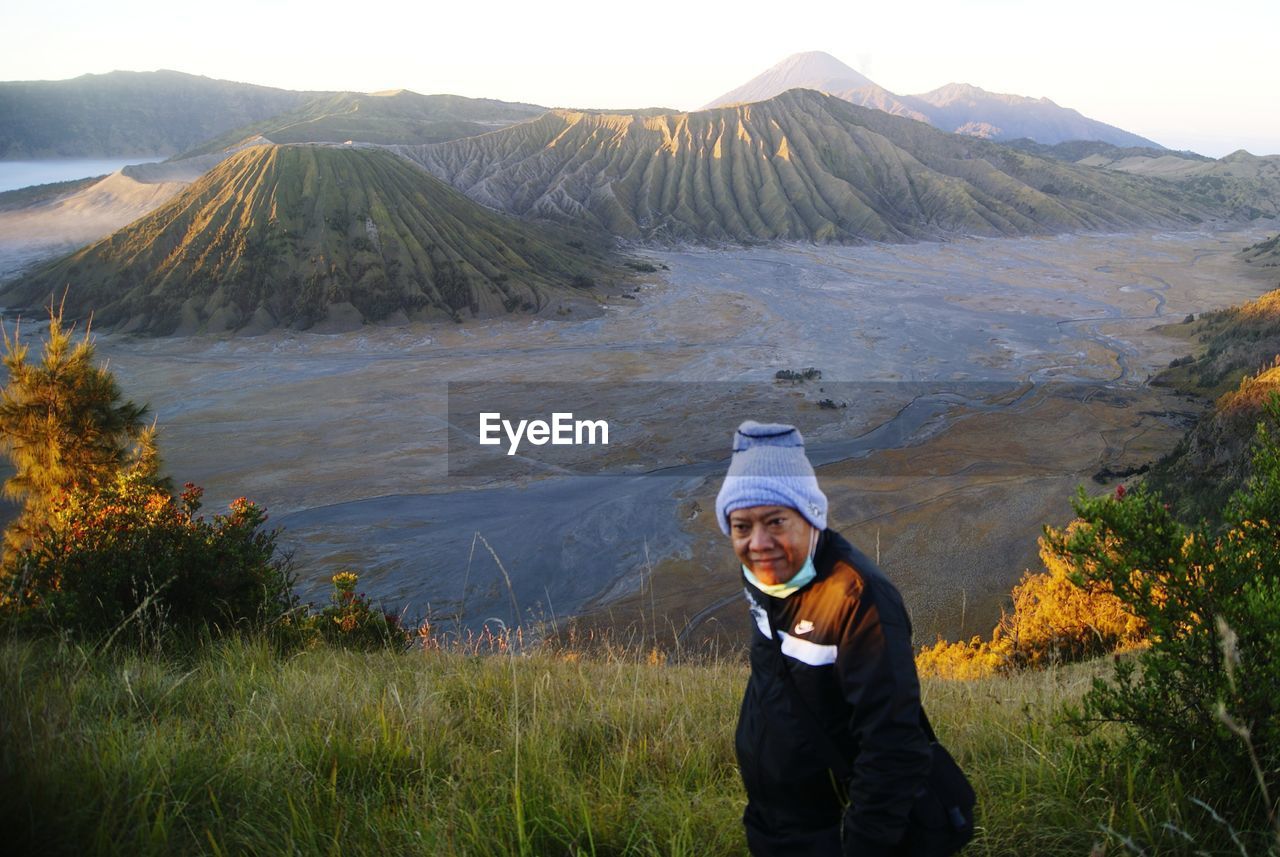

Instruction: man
[716,420,934,856]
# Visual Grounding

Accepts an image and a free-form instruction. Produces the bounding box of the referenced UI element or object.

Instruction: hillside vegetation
[1144,282,1280,524]
[398,89,1208,243]
[1078,150,1280,220]
[181,91,547,158]
[1244,232,1280,266]
[1154,287,1280,398]
[3,145,617,333]
[1150,356,1280,524]
[0,70,314,159]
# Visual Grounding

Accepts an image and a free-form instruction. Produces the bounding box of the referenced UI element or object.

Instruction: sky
[4,0,1278,158]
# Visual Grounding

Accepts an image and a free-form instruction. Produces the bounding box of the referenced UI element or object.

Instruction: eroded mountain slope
[397,89,1206,243]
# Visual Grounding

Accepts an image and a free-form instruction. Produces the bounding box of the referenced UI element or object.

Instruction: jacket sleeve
[835,581,932,852]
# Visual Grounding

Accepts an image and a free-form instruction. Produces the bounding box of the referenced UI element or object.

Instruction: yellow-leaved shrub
[917,522,1147,679]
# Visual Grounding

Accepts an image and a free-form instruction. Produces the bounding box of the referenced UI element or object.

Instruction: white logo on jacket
[778,632,838,666]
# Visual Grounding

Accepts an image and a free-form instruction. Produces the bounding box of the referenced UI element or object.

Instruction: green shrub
[2,469,296,643]
[774,367,822,382]
[1051,394,1280,843]
[0,309,152,557]
[311,572,410,651]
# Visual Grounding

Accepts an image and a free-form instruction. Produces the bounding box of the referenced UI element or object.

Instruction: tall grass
[1,636,743,855]
[0,636,1232,855]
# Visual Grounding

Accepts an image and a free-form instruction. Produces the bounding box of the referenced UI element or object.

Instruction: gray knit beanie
[715,421,828,535]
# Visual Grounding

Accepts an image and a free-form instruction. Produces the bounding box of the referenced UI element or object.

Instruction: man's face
[728,505,815,586]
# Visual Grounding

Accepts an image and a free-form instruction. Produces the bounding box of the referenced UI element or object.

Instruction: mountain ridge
[0,71,552,162]
[179,90,549,158]
[395,88,1207,244]
[0,70,318,159]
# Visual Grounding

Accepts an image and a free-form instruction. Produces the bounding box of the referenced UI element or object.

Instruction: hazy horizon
[4,0,1279,159]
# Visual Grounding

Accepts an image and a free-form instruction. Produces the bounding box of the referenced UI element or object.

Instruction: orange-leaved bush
[917,522,1146,680]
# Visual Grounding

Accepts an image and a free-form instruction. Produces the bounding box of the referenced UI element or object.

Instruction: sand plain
[4,224,1276,644]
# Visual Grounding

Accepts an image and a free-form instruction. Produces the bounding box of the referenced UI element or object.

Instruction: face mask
[743,527,818,598]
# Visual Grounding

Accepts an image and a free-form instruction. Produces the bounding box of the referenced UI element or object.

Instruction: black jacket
[736,528,933,856]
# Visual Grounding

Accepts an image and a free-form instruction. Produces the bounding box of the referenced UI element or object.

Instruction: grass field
[2,634,1228,856]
